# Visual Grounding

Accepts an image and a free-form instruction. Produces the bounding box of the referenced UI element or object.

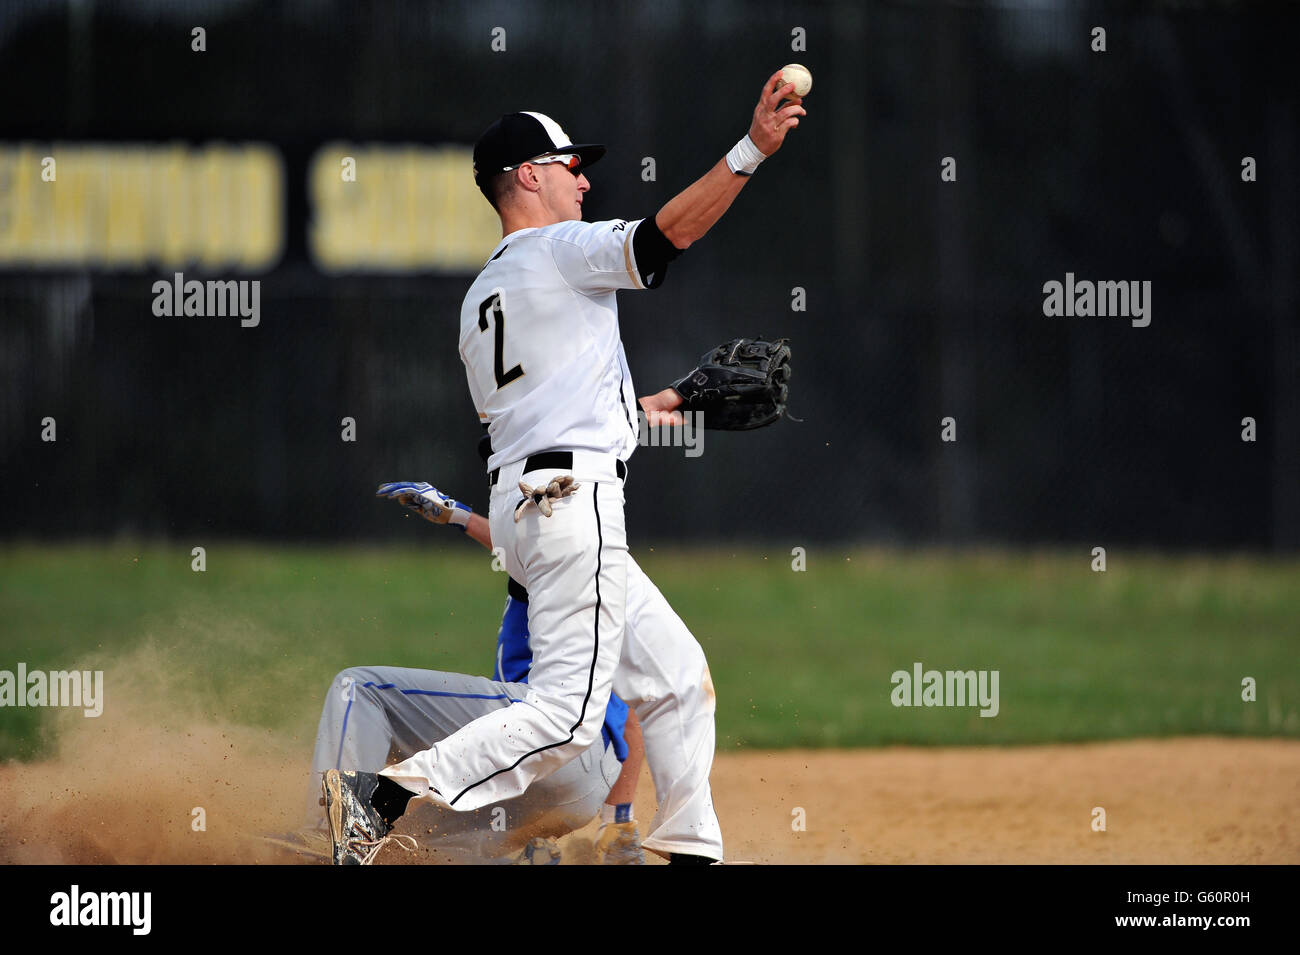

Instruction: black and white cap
[472,111,606,186]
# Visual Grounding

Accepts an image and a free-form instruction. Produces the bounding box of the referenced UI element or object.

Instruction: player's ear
[515,164,543,194]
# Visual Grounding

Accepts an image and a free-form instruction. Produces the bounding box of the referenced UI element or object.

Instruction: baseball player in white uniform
[326,72,804,865]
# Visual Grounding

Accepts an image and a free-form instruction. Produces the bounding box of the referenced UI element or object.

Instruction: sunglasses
[503,153,581,174]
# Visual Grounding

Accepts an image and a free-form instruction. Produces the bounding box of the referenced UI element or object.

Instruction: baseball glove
[669,337,793,431]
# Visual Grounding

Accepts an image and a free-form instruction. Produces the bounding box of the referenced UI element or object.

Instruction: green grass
[1,542,1298,759]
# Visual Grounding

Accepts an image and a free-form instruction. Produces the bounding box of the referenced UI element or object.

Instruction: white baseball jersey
[458,218,653,471]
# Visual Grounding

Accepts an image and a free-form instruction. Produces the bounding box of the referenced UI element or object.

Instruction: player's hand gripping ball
[749,69,808,157]
[376,482,468,525]
[780,63,812,98]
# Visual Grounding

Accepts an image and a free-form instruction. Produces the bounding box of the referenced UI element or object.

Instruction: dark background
[1,0,1295,549]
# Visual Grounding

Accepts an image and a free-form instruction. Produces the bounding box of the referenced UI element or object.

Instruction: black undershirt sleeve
[631,217,683,289]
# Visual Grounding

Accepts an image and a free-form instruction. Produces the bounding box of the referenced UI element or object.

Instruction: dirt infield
[1,713,1295,864]
[683,740,1300,865]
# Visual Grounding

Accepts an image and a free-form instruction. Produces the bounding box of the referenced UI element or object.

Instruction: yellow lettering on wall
[0,142,283,270]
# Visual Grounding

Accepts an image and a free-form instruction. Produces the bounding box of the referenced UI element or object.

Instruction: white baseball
[780,63,812,98]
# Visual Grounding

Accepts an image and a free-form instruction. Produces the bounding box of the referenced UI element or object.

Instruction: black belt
[507,576,529,603]
[489,451,626,487]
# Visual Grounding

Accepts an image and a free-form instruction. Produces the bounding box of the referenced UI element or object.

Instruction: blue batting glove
[376,482,472,530]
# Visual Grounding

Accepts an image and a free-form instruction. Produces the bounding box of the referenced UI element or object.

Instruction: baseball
[780,63,812,97]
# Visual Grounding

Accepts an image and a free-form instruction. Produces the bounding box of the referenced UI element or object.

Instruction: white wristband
[448,505,471,530]
[725,134,766,176]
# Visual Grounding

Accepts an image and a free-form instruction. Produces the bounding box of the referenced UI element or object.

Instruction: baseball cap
[473,111,606,187]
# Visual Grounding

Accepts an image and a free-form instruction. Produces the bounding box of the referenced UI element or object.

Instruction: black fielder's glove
[669,337,793,431]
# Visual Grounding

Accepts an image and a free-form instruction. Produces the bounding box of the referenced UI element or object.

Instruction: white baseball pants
[382,453,724,860]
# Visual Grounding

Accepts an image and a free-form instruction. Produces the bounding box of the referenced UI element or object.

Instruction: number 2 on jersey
[477,290,525,388]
